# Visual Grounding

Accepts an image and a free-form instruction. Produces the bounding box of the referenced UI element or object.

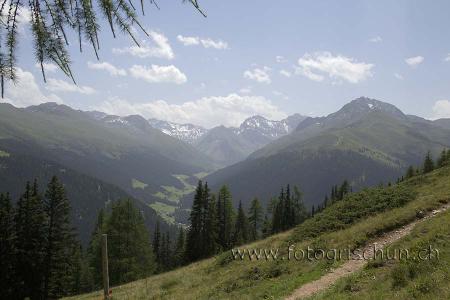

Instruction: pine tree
[437,149,448,167]
[159,232,171,271]
[233,201,249,246]
[217,185,235,250]
[42,176,78,298]
[311,205,315,217]
[248,198,263,241]
[261,214,271,238]
[153,221,161,269]
[271,188,285,233]
[283,185,292,230]
[173,227,186,267]
[203,191,219,257]
[87,209,105,288]
[338,180,350,200]
[292,185,307,225]
[105,199,155,285]
[186,181,205,262]
[405,165,415,179]
[0,193,16,297]
[423,151,435,173]
[323,195,329,208]
[15,180,47,299]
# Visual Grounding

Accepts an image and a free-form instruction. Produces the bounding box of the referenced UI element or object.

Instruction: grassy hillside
[311,209,450,299]
[67,165,450,300]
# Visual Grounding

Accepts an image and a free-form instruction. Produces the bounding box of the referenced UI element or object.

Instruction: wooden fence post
[102,234,110,300]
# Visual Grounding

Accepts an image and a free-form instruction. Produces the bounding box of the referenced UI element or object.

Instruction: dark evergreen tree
[0,193,16,298]
[261,214,271,238]
[15,181,47,299]
[159,232,171,271]
[217,185,235,250]
[292,186,308,225]
[423,151,435,173]
[105,199,155,285]
[173,227,186,267]
[437,149,448,167]
[203,191,218,257]
[338,180,350,200]
[86,209,105,288]
[185,181,205,262]
[271,188,284,233]
[323,195,329,208]
[248,198,263,241]
[42,176,78,299]
[153,221,161,269]
[311,205,315,217]
[405,165,415,179]
[233,201,249,246]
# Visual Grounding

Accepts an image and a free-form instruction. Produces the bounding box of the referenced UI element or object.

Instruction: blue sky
[6,0,450,128]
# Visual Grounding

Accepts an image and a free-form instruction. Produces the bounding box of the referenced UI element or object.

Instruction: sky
[5,0,450,128]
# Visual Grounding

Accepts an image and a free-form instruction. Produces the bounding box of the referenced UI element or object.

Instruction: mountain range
[180,97,450,215]
[150,113,307,167]
[1,97,449,236]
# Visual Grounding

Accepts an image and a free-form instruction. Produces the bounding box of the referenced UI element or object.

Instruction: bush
[391,263,408,289]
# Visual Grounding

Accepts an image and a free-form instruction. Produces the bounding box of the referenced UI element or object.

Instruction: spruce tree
[42,176,78,298]
[153,221,161,269]
[423,151,435,173]
[105,199,155,285]
[261,214,271,238]
[405,165,415,179]
[173,227,186,267]
[0,193,16,297]
[437,149,448,167]
[203,192,218,257]
[185,181,204,262]
[233,201,249,246]
[159,232,171,271]
[15,180,47,299]
[87,209,105,288]
[248,198,263,241]
[338,180,350,200]
[292,185,307,225]
[217,185,234,250]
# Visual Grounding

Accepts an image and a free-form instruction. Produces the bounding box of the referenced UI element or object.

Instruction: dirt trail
[285,203,450,300]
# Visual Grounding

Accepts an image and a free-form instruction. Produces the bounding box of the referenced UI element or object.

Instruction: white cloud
[177,35,200,46]
[368,36,382,43]
[129,65,187,84]
[405,56,424,67]
[3,68,62,107]
[112,31,174,59]
[201,38,228,50]
[279,69,292,77]
[34,62,58,73]
[432,100,450,119]
[444,54,450,62]
[276,56,287,63]
[243,67,271,84]
[87,61,127,76]
[46,78,96,94]
[295,52,374,84]
[95,93,286,128]
[177,35,228,50]
[394,73,404,80]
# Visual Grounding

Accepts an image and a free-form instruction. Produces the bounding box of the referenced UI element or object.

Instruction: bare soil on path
[285,203,450,300]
